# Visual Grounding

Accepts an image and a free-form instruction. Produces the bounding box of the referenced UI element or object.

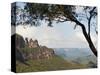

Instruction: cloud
[75,31,97,48]
[16,22,97,48]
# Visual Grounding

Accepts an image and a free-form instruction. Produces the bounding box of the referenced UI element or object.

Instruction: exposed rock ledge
[12,33,55,63]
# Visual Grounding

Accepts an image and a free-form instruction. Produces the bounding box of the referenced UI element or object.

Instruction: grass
[16,55,87,73]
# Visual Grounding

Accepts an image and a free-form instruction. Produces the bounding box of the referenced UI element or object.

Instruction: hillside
[13,33,88,72]
[16,55,87,73]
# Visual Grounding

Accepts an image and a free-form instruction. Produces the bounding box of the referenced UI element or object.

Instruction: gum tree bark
[74,20,97,57]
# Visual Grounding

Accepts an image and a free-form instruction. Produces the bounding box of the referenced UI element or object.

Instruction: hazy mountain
[53,48,97,66]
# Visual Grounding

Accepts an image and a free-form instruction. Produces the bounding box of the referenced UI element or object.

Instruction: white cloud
[16,22,97,48]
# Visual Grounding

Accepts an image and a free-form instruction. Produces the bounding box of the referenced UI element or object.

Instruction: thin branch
[84,9,89,20]
[88,7,96,36]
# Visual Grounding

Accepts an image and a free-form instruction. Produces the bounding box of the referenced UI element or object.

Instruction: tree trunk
[75,20,97,57]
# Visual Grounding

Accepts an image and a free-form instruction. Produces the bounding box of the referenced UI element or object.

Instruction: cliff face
[24,46,55,60]
[12,34,28,65]
[13,33,55,62]
[39,46,55,59]
[25,38,39,48]
[13,33,25,49]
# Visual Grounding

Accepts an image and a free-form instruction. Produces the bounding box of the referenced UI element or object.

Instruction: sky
[14,2,97,48]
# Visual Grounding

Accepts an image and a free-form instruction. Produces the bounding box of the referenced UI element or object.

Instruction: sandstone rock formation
[15,33,25,49]
[12,33,29,65]
[39,46,55,59]
[25,38,39,48]
[13,33,55,63]
[25,46,55,60]
[28,39,39,48]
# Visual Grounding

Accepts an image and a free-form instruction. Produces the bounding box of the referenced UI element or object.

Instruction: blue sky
[15,2,97,48]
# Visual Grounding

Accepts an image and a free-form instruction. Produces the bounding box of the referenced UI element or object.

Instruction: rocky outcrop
[25,46,55,60]
[15,33,25,49]
[39,46,55,59]
[12,34,29,65]
[13,33,55,62]
[28,39,39,48]
[25,38,39,48]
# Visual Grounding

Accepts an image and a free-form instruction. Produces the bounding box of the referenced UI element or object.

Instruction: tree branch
[73,19,97,57]
[88,7,96,36]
